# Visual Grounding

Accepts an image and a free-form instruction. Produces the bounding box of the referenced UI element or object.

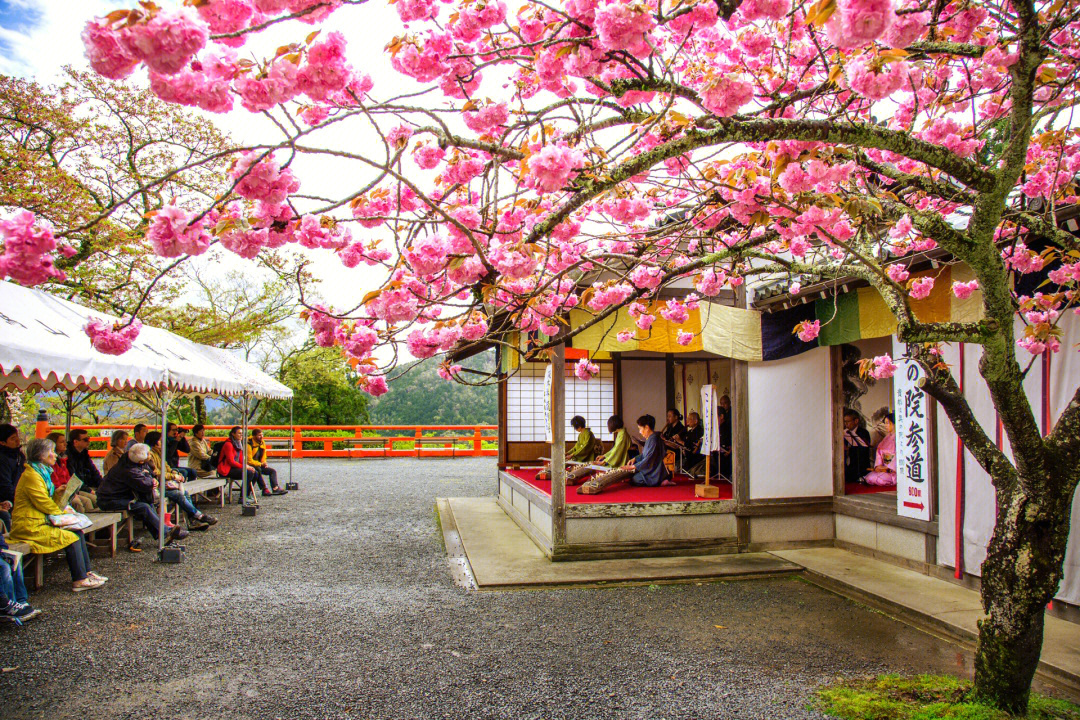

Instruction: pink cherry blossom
[869,354,897,379]
[886,264,910,283]
[909,276,935,299]
[528,144,586,193]
[574,358,600,380]
[146,206,212,257]
[82,19,139,79]
[794,319,820,342]
[414,145,446,169]
[230,152,301,204]
[463,103,509,135]
[630,264,663,290]
[700,76,753,116]
[676,330,694,346]
[846,55,908,101]
[594,0,656,57]
[396,0,438,22]
[617,329,634,343]
[123,9,209,75]
[84,318,142,355]
[952,279,980,299]
[0,210,65,287]
[825,0,895,48]
[361,375,389,396]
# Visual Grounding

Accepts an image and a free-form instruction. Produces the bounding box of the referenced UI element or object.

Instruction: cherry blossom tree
[36,0,1080,709]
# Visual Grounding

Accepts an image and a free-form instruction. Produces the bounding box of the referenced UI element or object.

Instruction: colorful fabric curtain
[504,263,986,367]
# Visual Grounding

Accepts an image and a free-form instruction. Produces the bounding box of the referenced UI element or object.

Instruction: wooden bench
[12,511,122,590]
[183,477,227,509]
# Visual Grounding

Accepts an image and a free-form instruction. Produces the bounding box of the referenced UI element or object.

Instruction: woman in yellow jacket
[7,438,106,592]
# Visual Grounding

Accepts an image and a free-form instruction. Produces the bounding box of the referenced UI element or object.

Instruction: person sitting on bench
[219,426,265,504]
[144,431,217,531]
[579,414,673,495]
[186,425,214,479]
[247,429,287,496]
[103,430,129,474]
[165,424,196,483]
[536,416,596,482]
[125,423,148,452]
[98,443,189,549]
[7,438,108,591]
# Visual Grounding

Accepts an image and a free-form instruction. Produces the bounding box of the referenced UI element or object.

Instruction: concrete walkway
[773,547,1080,694]
[440,496,801,588]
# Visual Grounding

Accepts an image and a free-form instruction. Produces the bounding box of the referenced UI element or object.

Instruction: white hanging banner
[700,384,720,454]
[543,363,553,444]
[895,356,932,521]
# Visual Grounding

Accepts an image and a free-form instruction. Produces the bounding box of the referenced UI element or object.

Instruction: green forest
[368,353,497,426]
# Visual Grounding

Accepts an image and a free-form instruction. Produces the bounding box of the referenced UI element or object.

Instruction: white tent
[0,280,294,555]
[0,280,291,399]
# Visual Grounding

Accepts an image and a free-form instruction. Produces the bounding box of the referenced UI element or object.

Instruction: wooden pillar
[831,346,846,498]
[612,352,623,419]
[497,376,508,468]
[551,344,567,548]
[665,353,676,411]
[732,358,750,507]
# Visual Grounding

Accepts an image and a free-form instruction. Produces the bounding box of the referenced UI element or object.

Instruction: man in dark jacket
[164,423,196,481]
[0,424,24,531]
[66,429,103,490]
[97,443,187,547]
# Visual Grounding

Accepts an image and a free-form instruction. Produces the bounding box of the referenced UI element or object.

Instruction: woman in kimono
[863,412,897,486]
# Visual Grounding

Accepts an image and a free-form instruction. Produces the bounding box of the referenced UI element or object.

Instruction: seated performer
[536,416,596,482]
[681,411,705,474]
[863,412,897,486]
[578,415,673,495]
[660,408,687,472]
[843,409,873,485]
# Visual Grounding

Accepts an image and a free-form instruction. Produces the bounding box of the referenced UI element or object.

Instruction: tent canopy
[0,280,292,400]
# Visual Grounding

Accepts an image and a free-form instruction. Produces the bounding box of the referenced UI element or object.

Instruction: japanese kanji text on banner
[895,356,932,521]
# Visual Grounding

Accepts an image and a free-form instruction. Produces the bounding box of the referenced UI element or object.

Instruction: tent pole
[64,390,73,437]
[289,398,293,487]
[242,392,250,509]
[159,390,169,553]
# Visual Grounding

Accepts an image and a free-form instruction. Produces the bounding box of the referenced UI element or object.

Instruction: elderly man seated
[97,443,189,550]
[145,431,217,531]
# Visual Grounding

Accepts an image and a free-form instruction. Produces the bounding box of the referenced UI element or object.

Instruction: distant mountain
[369,352,497,426]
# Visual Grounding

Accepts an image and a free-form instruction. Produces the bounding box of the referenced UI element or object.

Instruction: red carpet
[507,468,732,504]
[845,481,896,495]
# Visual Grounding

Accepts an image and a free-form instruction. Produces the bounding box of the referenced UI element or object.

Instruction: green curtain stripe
[815,291,861,346]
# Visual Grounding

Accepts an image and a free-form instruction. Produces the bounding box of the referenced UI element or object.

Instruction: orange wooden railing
[42,424,498,460]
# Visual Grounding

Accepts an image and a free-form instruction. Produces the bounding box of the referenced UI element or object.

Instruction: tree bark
[973,473,1074,714]
[194,395,206,425]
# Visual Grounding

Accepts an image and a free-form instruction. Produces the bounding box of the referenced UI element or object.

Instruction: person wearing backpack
[217,426,265,505]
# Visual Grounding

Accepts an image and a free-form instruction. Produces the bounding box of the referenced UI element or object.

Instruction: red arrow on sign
[903,501,924,510]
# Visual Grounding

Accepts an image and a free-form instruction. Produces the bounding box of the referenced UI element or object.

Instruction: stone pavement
[773,547,1080,695]
[440,496,801,588]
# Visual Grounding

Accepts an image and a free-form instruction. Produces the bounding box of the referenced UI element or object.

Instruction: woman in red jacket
[218,426,265,504]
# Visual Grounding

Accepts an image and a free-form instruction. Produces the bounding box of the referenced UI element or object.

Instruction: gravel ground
[1,457,988,719]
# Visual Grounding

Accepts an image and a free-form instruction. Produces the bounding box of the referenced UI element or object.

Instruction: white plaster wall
[621,359,668,426]
[930,312,1080,605]
[747,347,833,498]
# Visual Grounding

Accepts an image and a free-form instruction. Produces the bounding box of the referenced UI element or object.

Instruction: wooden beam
[551,344,567,548]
